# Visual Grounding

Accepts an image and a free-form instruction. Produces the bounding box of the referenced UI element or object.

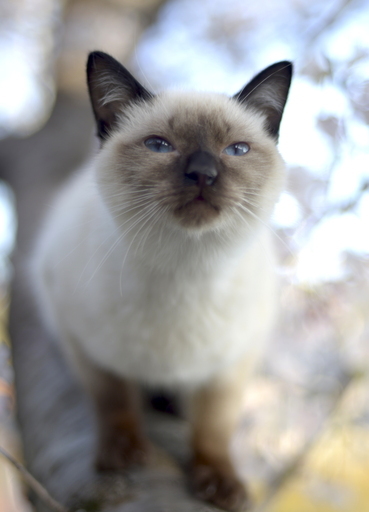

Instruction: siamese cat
[31,51,292,511]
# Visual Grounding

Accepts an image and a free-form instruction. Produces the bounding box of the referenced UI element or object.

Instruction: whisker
[135,204,169,258]
[133,205,162,257]
[119,203,163,295]
[83,203,159,286]
[108,198,155,215]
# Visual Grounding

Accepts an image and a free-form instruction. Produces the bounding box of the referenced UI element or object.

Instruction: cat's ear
[234,61,292,140]
[87,51,153,141]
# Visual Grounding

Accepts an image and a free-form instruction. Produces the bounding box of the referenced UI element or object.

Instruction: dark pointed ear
[234,61,292,140]
[86,51,153,141]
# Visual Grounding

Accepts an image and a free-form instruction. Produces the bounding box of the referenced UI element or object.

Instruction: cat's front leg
[189,358,252,511]
[71,346,150,471]
[94,372,149,471]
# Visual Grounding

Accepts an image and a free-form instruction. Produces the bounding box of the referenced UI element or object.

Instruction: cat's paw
[95,428,150,471]
[192,463,249,511]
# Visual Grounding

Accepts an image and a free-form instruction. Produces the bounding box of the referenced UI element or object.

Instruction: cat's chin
[173,197,221,230]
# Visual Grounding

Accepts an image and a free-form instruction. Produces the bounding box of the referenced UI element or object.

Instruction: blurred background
[0,0,369,511]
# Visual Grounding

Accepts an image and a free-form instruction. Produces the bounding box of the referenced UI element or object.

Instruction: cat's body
[31,53,292,511]
[35,161,277,388]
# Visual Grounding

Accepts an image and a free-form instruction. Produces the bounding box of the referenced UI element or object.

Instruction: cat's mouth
[185,192,214,207]
[173,193,220,229]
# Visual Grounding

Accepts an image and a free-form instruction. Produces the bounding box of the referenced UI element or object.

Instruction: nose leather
[184,150,218,187]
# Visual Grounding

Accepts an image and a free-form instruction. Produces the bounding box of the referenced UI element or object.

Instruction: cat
[31,51,292,511]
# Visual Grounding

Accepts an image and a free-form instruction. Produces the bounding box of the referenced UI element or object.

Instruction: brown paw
[192,463,249,511]
[96,428,150,472]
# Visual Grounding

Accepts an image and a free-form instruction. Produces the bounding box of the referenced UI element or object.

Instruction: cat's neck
[97,204,262,280]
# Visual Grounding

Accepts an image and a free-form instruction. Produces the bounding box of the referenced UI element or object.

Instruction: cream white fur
[31,89,284,390]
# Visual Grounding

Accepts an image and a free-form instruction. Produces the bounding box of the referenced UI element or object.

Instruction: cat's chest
[75,268,260,386]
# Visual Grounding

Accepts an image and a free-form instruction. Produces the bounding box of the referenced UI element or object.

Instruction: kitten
[31,51,292,511]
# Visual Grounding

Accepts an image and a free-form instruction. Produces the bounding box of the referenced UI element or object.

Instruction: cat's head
[87,51,292,239]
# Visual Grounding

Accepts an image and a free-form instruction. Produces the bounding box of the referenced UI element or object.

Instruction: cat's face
[87,52,292,237]
[97,92,285,234]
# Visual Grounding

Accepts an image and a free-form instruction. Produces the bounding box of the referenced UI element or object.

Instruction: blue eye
[145,137,174,153]
[223,142,250,156]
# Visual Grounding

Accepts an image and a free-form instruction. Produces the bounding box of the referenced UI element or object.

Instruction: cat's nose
[184,150,218,187]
